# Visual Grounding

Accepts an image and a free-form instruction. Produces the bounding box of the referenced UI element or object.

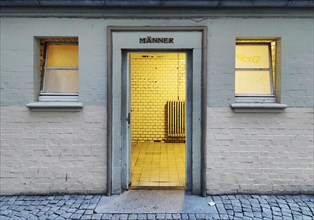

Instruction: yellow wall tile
[131,53,186,142]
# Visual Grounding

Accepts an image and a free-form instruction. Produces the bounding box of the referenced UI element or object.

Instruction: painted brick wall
[206,108,314,194]
[131,53,186,142]
[0,16,313,195]
[0,106,107,195]
[0,18,107,106]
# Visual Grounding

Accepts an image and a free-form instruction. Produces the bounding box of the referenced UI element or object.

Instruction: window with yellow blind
[42,43,79,94]
[235,40,278,103]
[26,38,82,110]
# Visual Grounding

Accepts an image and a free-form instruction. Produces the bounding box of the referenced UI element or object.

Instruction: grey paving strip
[0,193,313,219]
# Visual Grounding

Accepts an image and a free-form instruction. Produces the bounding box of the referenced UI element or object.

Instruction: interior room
[130,53,187,188]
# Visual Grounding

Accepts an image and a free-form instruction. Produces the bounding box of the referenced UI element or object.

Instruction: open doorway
[110,29,205,195]
[129,53,187,188]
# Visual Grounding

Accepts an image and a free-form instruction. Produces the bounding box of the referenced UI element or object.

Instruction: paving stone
[172,213,181,219]
[224,204,233,210]
[88,204,98,209]
[66,208,77,213]
[81,215,93,220]
[75,209,85,214]
[232,205,242,212]
[119,214,129,220]
[212,196,222,202]
[242,217,253,220]
[71,213,83,219]
[39,215,48,220]
[147,213,156,220]
[56,200,66,207]
[303,216,314,220]
[80,204,90,209]
[234,212,243,218]
[289,204,301,211]
[302,211,313,217]
[253,212,262,218]
[85,210,95,215]
[206,213,217,220]
[216,204,227,214]
[26,214,38,220]
[210,213,221,220]
[0,210,11,215]
[71,203,81,209]
[188,213,197,219]
[165,213,172,219]
[138,213,148,220]
[180,213,189,220]
[111,214,120,220]
[101,214,113,220]
[196,213,207,219]
[47,214,59,220]
[292,213,303,220]
[226,209,234,216]
[281,216,293,220]
[128,214,138,220]
[243,211,254,218]
[218,213,228,220]
[1,194,314,220]
[272,211,282,217]
[91,213,104,220]
[242,207,252,213]
[227,195,236,200]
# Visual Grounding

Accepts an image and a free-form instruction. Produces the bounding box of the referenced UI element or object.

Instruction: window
[26,38,82,110]
[40,38,79,96]
[235,40,277,103]
[231,39,287,112]
[43,44,78,93]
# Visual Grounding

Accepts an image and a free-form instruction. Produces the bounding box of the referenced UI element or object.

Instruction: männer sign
[139,36,174,44]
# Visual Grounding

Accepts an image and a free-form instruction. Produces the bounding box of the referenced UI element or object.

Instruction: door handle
[126,113,131,125]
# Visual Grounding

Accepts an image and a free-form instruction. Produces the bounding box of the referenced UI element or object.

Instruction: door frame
[123,50,192,190]
[107,26,207,196]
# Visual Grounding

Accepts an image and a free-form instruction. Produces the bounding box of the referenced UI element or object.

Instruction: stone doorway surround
[107,27,207,196]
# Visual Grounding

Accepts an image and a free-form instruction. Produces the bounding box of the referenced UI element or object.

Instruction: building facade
[0,0,313,196]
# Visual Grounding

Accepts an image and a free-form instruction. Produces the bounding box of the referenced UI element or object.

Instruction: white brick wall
[206,107,314,194]
[0,106,107,195]
[0,15,313,195]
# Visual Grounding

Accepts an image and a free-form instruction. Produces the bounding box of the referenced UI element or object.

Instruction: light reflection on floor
[131,142,185,188]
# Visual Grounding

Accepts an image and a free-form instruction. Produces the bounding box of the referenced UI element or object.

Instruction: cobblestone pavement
[0,194,313,219]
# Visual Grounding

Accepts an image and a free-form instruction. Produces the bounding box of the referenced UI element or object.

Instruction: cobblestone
[0,195,313,219]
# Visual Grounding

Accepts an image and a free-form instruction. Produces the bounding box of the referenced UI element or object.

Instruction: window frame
[40,41,79,97]
[235,42,275,97]
[235,41,276,103]
[231,38,287,112]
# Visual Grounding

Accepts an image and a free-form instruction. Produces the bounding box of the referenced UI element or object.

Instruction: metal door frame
[122,50,193,191]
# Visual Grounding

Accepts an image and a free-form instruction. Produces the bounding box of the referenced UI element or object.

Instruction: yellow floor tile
[131,142,185,188]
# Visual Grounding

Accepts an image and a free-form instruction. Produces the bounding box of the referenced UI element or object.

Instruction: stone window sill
[230,103,287,113]
[26,102,83,111]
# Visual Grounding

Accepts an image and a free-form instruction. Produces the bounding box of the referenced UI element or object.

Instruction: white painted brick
[207,107,314,194]
[0,106,107,195]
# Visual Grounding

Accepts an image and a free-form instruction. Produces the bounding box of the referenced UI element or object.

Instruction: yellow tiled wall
[131,53,186,142]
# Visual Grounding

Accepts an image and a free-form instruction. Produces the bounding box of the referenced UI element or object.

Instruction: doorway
[129,53,187,188]
[109,28,206,195]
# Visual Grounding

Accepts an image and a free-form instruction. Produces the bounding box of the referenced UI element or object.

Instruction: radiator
[167,101,186,137]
